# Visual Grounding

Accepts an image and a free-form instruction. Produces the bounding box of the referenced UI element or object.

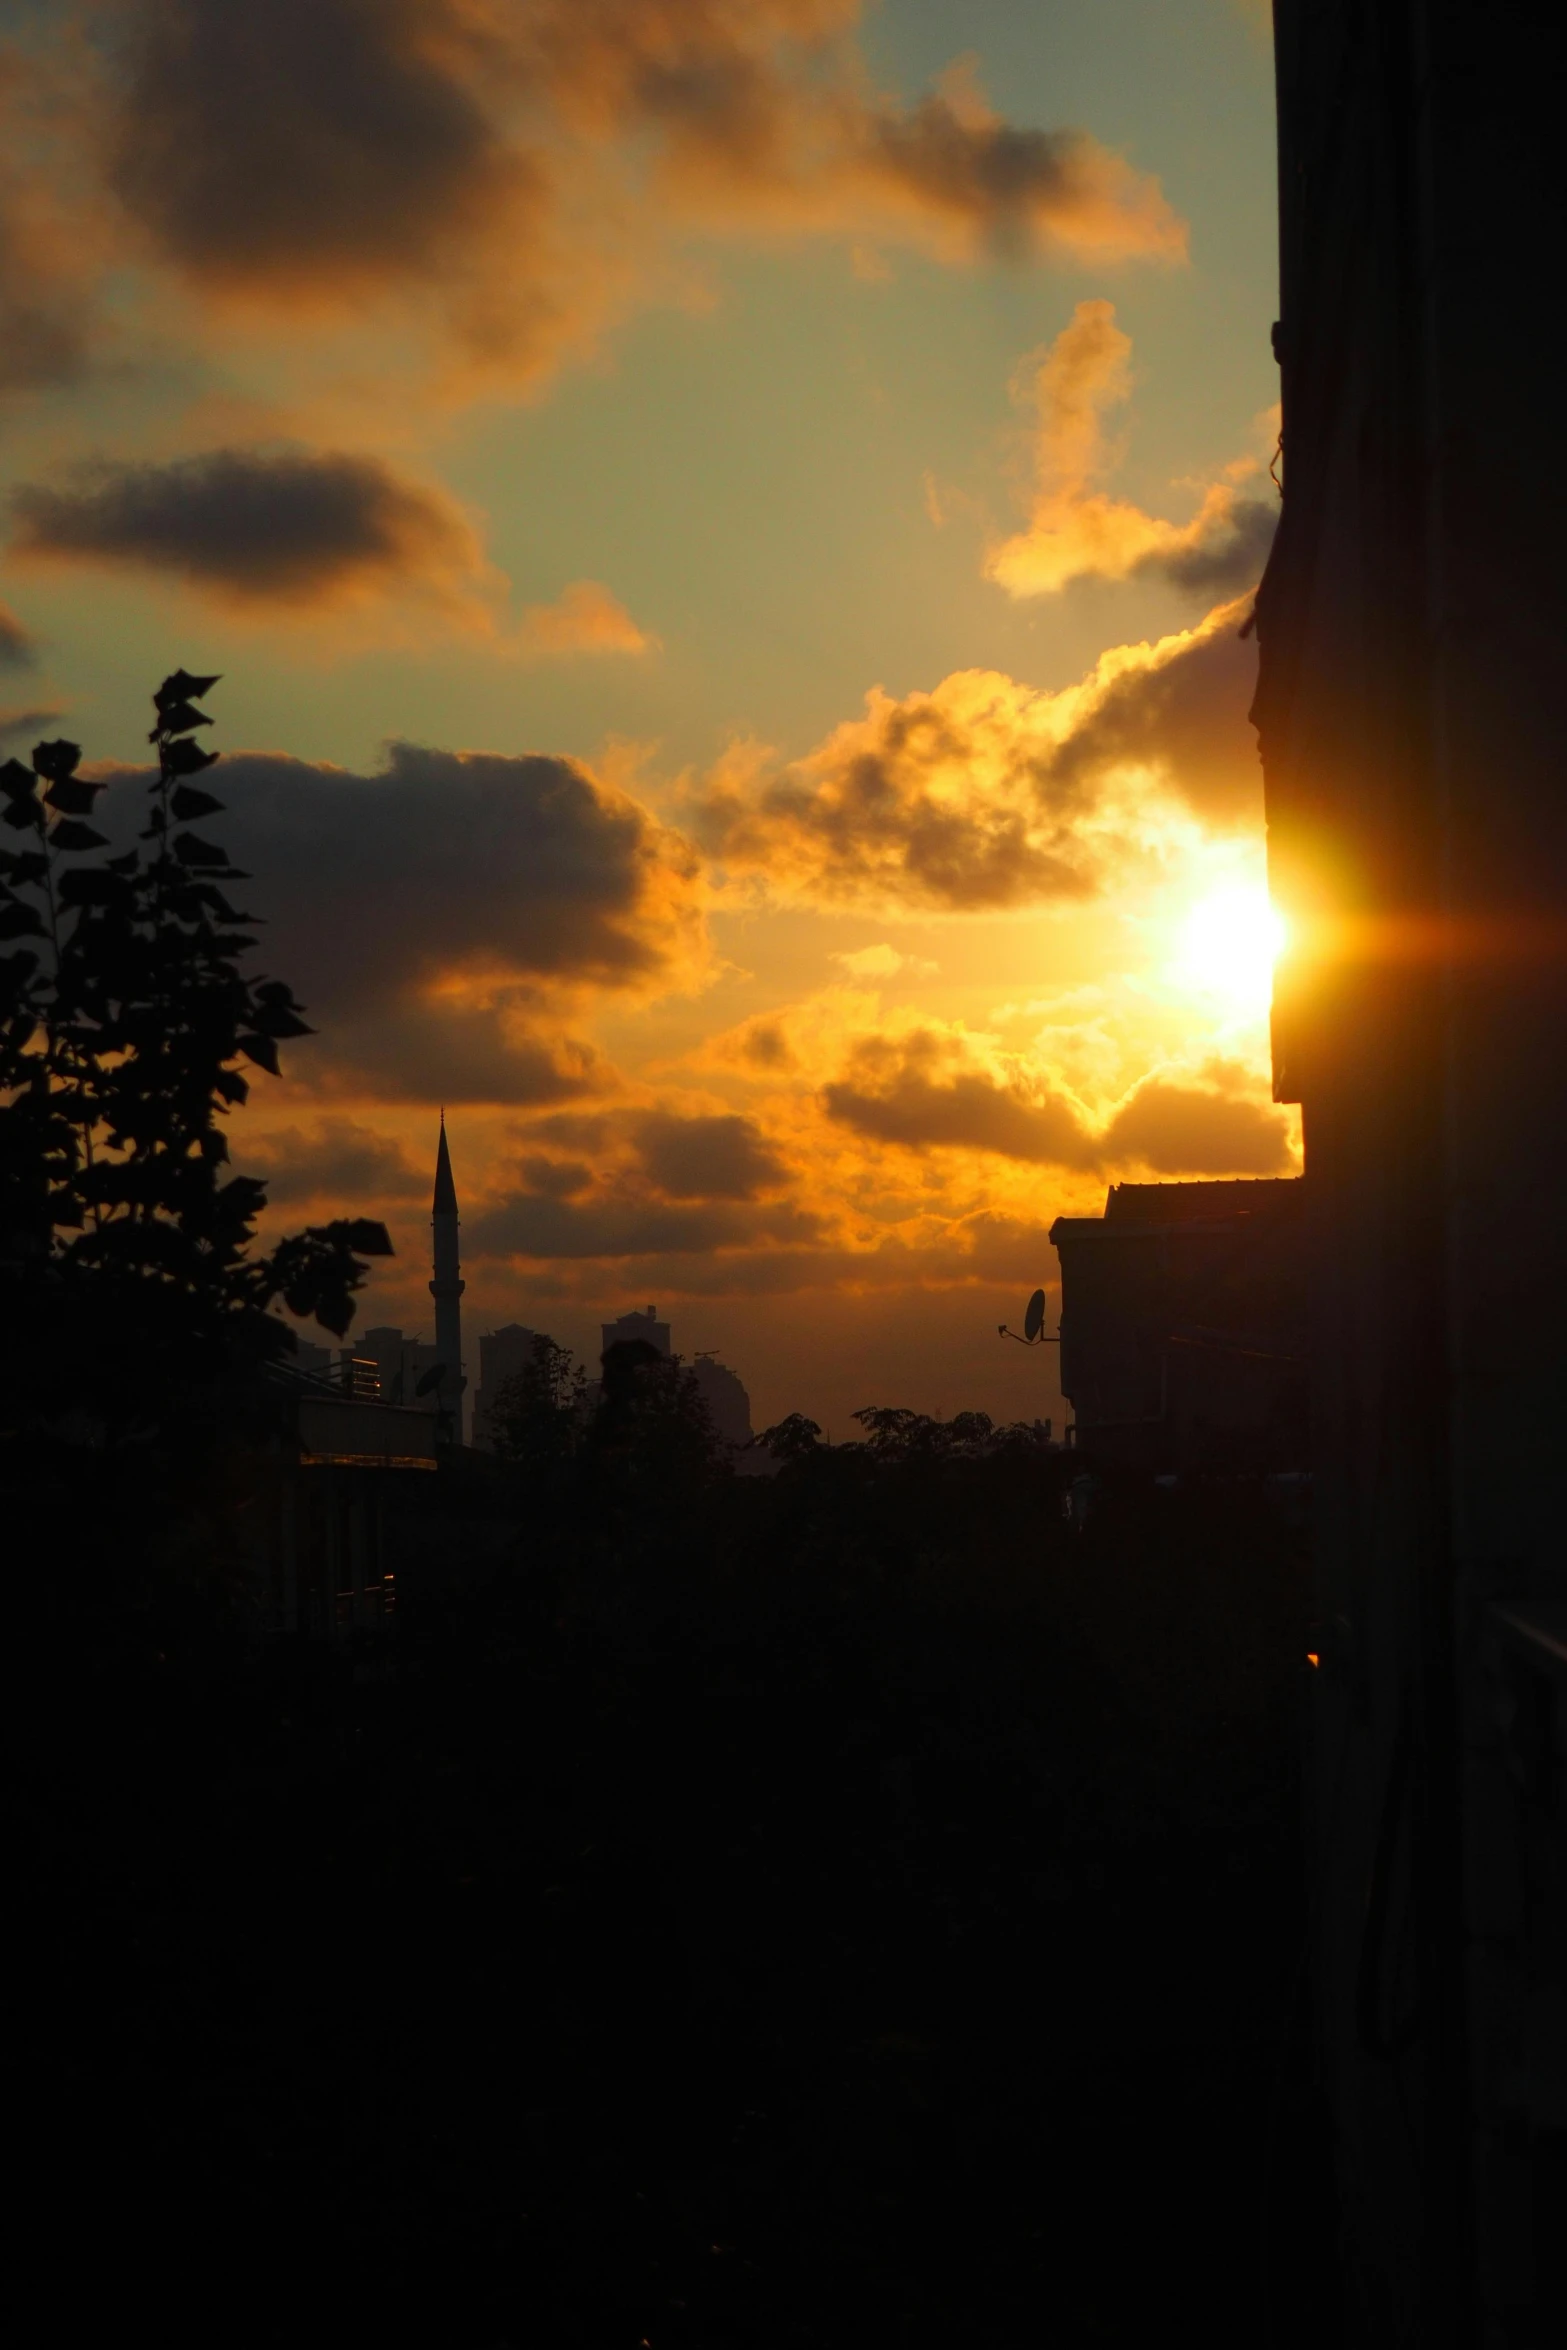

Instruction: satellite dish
[998,1287,1060,1347]
[415,1362,445,1397]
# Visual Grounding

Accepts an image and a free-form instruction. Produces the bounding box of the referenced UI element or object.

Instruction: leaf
[0,758,36,801]
[2,799,41,831]
[350,1219,394,1257]
[167,739,220,777]
[0,903,44,940]
[156,700,213,737]
[57,868,130,909]
[31,738,82,783]
[214,1067,250,1104]
[42,775,103,815]
[237,1031,280,1074]
[249,1003,313,1039]
[48,818,109,852]
[171,831,228,867]
[155,669,220,712]
[191,886,255,921]
[170,784,224,819]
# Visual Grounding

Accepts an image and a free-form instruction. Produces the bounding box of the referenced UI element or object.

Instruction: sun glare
[1177,883,1286,1015]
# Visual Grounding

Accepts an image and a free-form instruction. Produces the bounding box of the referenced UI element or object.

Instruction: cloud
[92,738,705,1103]
[1037,593,1264,824]
[633,1110,788,1199]
[467,1188,821,1264]
[1100,1076,1293,1175]
[0,211,94,391]
[0,52,101,392]
[694,671,1111,913]
[985,301,1276,598]
[824,1028,1095,1165]
[0,703,66,744]
[314,1006,610,1110]
[9,447,493,615]
[633,41,1187,266]
[0,603,36,669]
[694,599,1262,914]
[237,1117,427,1205]
[516,579,657,658]
[108,0,535,304]
[512,1153,595,1199]
[3,3,1179,403]
[830,943,938,980]
[822,1027,1293,1175]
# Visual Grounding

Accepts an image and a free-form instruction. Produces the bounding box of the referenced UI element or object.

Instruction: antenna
[999,1287,1060,1346]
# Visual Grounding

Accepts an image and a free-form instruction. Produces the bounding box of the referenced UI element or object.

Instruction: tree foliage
[0,672,391,1441]
[488,1333,590,1480]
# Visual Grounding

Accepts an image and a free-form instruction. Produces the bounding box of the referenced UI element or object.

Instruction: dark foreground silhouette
[9,1439,1338,2348]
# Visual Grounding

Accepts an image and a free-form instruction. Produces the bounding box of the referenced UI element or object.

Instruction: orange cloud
[11,5,1184,402]
[235,1118,428,1207]
[693,596,1262,912]
[821,1024,1292,1175]
[0,600,36,668]
[0,48,103,390]
[985,300,1275,598]
[515,579,658,658]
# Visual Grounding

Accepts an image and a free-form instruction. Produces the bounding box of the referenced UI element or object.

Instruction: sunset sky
[0,0,1290,1432]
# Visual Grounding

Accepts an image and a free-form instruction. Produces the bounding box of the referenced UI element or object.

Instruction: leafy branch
[0,673,393,1438]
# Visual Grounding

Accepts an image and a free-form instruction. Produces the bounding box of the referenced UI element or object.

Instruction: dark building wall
[1258,5,1567,2337]
[1050,1180,1308,1473]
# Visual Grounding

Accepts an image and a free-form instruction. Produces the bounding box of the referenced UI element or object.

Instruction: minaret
[430,1111,465,1441]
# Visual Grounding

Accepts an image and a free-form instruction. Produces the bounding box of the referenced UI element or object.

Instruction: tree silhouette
[0,672,390,1442]
[488,1333,590,1479]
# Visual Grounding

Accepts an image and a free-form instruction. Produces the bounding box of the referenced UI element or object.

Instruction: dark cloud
[0,602,37,668]
[90,740,703,1103]
[9,447,482,608]
[1043,595,1264,824]
[513,1154,595,1199]
[865,102,1179,261]
[518,1111,613,1154]
[467,1189,822,1263]
[1142,497,1277,595]
[824,1031,1293,1175]
[737,1021,797,1072]
[824,1032,1095,1166]
[109,0,527,296]
[313,1008,606,1110]
[1100,1079,1293,1175]
[75,2,1179,391]
[634,1111,788,1200]
[238,1117,425,1206]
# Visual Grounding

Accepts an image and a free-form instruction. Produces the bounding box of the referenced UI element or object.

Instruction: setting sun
[1177,884,1287,1016]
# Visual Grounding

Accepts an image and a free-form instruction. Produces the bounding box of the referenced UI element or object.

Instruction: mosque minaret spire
[430,1109,466,1441]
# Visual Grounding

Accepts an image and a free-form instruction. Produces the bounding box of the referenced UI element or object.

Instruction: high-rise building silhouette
[690,1352,753,1451]
[430,1113,465,1441]
[472,1322,543,1449]
[601,1304,670,1359]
